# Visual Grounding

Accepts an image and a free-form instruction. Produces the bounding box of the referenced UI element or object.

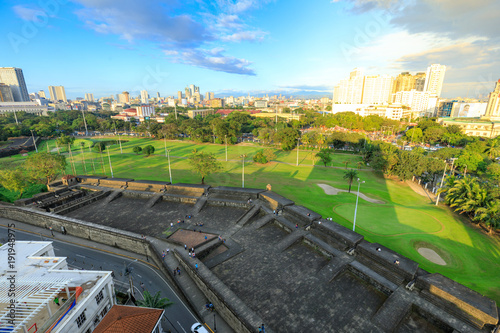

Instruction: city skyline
[1,0,499,99]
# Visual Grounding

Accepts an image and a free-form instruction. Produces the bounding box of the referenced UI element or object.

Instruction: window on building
[95,290,104,305]
[76,311,87,328]
[101,306,108,318]
[94,314,101,326]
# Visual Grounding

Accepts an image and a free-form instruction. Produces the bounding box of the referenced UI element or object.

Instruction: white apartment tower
[85,93,94,102]
[48,86,67,102]
[0,67,30,102]
[362,75,393,104]
[333,68,365,104]
[140,90,149,104]
[424,64,446,97]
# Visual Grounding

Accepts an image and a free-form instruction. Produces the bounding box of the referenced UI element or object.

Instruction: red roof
[93,305,163,333]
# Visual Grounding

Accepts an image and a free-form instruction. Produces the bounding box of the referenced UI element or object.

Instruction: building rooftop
[0,241,111,333]
[93,305,163,333]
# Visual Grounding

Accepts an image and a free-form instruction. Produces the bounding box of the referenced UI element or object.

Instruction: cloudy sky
[1,0,498,99]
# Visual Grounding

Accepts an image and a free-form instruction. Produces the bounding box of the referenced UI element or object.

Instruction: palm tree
[343,169,358,193]
[485,139,500,159]
[343,160,350,169]
[356,161,364,169]
[474,200,500,233]
[136,290,173,309]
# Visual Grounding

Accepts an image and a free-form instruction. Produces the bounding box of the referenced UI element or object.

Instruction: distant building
[330,104,406,121]
[394,90,438,117]
[0,67,30,101]
[140,90,149,104]
[136,105,154,117]
[85,93,94,102]
[118,92,130,104]
[436,100,455,117]
[187,109,215,118]
[177,91,182,100]
[450,102,488,118]
[424,64,446,97]
[0,83,14,102]
[333,68,364,104]
[438,118,500,138]
[0,241,115,333]
[483,80,500,121]
[93,305,164,333]
[210,98,225,108]
[0,101,49,115]
[254,100,268,108]
[48,86,67,102]
[362,75,393,104]
[38,90,46,98]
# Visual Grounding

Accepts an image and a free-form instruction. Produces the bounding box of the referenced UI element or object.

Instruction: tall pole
[225,135,227,162]
[174,104,177,120]
[68,144,76,175]
[296,138,300,166]
[13,110,19,125]
[118,133,123,154]
[30,130,38,152]
[167,150,172,184]
[164,137,167,157]
[88,146,96,174]
[80,144,87,174]
[435,161,448,206]
[99,145,106,175]
[240,154,246,188]
[352,179,364,232]
[107,147,114,178]
[82,109,88,136]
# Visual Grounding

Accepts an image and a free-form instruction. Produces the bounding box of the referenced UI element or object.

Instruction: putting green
[334,204,444,236]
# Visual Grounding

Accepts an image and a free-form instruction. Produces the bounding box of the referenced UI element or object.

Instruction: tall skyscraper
[0,67,29,102]
[177,91,182,100]
[156,92,160,99]
[333,68,365,104]
[0,83,14,102]
[140,90,149,104]
[483,80,500,120]
[85,93,94,102]
[391,72,415,95]
[185,87,191,99]
[414,73,426,91]
[424,64,446,97]
[362,75,393,104]
[118,92,129,103]
[48,86,67,102]
[38,90,46,98]
[205,92,210,100]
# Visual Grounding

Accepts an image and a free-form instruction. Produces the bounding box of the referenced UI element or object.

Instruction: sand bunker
[417,247,447,266]
[317,184,384,204]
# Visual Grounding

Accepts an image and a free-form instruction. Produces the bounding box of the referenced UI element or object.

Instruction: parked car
[191,323,209,333]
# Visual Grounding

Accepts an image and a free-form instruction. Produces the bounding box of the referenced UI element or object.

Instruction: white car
[191,323,209,333]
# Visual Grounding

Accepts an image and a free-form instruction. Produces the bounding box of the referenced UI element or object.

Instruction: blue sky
[1,0,499,99]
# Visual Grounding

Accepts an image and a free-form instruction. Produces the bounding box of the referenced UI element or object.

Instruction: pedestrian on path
[177,267,181,275]
[54,297,60,306]
[184,244,187,250]
[195,263,198,270]
[49,226,54,237]
[167,248,170,255]
[140,282,145,290]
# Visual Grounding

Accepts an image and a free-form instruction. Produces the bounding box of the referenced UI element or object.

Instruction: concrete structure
[178,91,182,100]
[0,67,29,102]
[0,101,49,115]
[118,91,130,104]
[330,104,406,120]
[362,75,393,104]
[48,86,67,102]
[394,90,438,117]
[424,64,446,97]
[85,93,94,102]
[333,68,364,104]
[38,90,46,99]
[187,109,215,118]
[254,100,268,108]
[136,105,155,117]
[0,83,14,102]
[483,80,500,121]
[0,241,115,333]
[140,90,149,104]
[210,98,225,108]
[437,118,500,138]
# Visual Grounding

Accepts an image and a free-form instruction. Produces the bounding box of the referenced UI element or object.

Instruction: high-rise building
[205,92,210,100]
[362,75,393,104]
[178,91,182,100]
[391,72,415,96]
[0,67,29,101]
[185,87,191,99]
[48,85,67,102]
[85,93,94,102]
[414,73,426,91]
[140,90,149,104]
[333,68,365,104]
[209,92,214,100]
[156,92,160,99]
[394,90,438,117]
[424,64,446,97]
[483,80,500,120]
[38,90,46,98]
[0,83,14,102]
[118,92,129,104]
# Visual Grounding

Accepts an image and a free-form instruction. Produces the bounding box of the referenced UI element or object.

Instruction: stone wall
[258,191,294,210]
[127,180,170,192]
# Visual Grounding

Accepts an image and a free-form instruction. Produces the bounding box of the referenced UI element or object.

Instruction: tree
[136,290,173,309]
[189,151,222,184]
[24,152,67,185]
[275,127,300,151]
[143,145,155,156]
[315,149,332,167]
[133,146,143,155]
[93,141,106,153]
[485,139,500,159]
[343,169,358,193]
[253,149,275,164]
[0,168,30,199]
[343,160,350,169]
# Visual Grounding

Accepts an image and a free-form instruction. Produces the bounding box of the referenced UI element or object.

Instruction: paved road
[0,225,199,333]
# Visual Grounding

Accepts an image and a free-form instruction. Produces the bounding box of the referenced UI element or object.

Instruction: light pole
[225,135,228,162]
[167,149,172,184]
[107,147,114,178]
[30,130,38,152]
[435,158,456,206]
[296,138,300,166]
[240,154,247,188]
[352,178,365,232]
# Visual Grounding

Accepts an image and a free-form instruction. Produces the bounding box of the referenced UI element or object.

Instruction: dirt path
[317,184,384,204]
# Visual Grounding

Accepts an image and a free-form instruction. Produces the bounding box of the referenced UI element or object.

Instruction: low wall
[175,250,272,333]
[258,191,294,210]
[282,205,321,226]
[166,184,209,197]
[209,187,265,201]
[99,178,133,188]
[206,198,250,208]
[312,220,364,250]
[127,180,170,192]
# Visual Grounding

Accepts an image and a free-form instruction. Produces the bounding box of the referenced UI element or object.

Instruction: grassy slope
[3,137,500,303]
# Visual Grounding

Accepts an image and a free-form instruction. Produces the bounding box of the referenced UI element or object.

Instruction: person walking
[54,297,60,306]
[49,226,54,237]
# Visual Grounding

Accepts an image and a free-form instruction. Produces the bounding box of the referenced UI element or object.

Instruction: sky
[0,0,499,100]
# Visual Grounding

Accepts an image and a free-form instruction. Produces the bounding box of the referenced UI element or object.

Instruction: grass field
[3,137,500,303]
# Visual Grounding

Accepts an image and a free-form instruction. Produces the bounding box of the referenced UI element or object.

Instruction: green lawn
[2,137,500,303]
